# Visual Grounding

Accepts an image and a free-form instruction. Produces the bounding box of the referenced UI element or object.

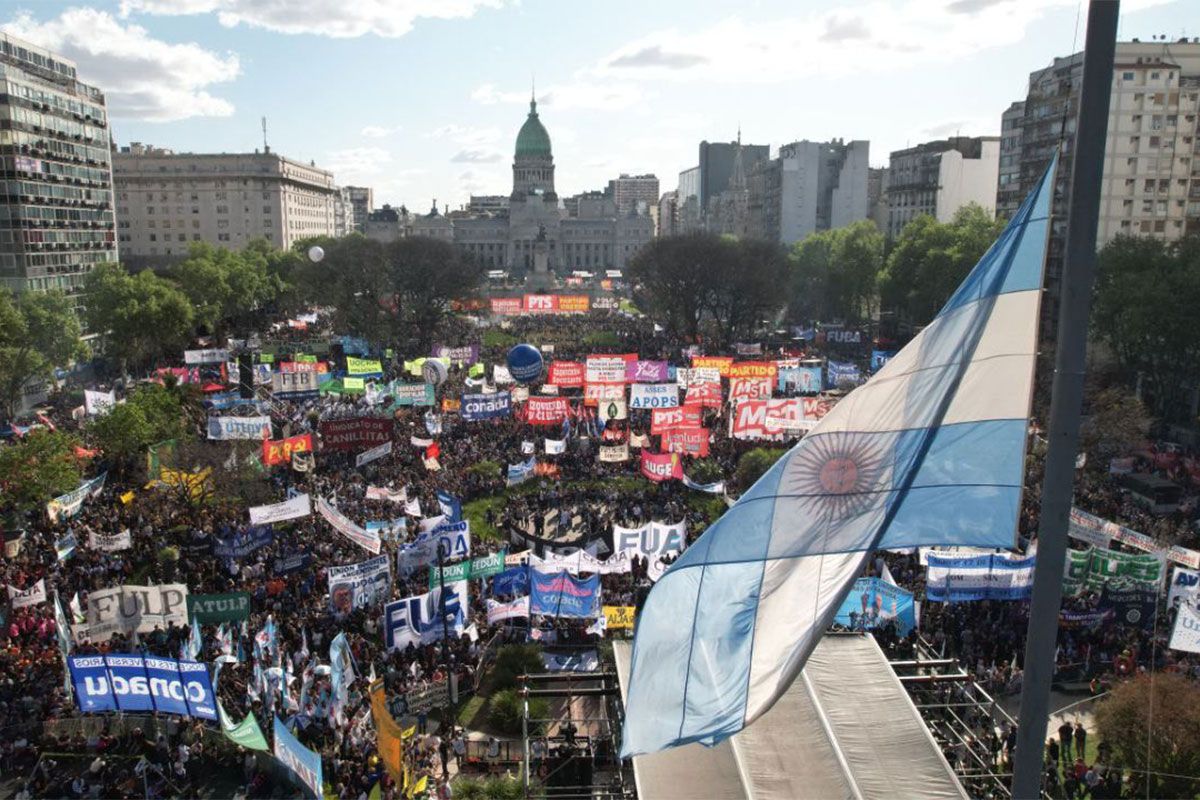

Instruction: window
[1144,179,1155,192]
[1154,220,1165,232]
[162,220,171,229]
[1151,71,1160,80]
[216,205,228,214]
[192,220,199,229]
[192,234,201,241]
[217,220,229,229]
[191,206,199,214]
[146,206,154,214]
[1122,71,1135,80]
[149,233,157,241]
[262,206,271,214]
[176,234,184,242]
[218,232,230,241]
[263,220,271,228]
[262,192,269,199]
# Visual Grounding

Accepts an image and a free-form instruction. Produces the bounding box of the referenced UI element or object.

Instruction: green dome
[515,99,552,158]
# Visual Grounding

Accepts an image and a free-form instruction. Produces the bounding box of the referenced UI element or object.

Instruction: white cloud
[361,125,402,138]
[450,149,503,164]
[120,0,506,38]
[472,81,645,112]
[2,8,239,122]
[428,124,503,146]
[325,146,392,182]
[593,1,1104,85]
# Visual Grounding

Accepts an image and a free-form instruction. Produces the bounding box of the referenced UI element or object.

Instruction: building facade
[698,138,770,213]
[0,32,116,305]
[868,167,890,231]
[886,136,1000,238]
[745,139,870,244]
[113,144,337,266]
[607,173,660,216]
[345,185,372,232]
[995,102,1026,220]
[1002,40,1200,278]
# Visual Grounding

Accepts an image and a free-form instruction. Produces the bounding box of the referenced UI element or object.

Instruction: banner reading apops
[629,383,680,409]
[187,592,251,623]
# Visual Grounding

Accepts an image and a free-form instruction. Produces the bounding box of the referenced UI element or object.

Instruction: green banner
[346,356,383,375]
[468,363,485,378]
[1064,546,1162,593]
[295,354,317,363]
[146,439,177,482]
[429,550,506,589]
[257,353,274,364]
[218,697,269,750]
[187,592,251,623]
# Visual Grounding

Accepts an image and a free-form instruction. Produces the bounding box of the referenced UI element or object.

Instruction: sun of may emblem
[785,432,889,520]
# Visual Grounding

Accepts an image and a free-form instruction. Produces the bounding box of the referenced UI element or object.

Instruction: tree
[83,263,194,372]
[1094,672,1200,799]
[87,384,192,475]
[879,204,1004,325]
[735,447,787,492]
[0,429,83,513]
[386,236,484,350]
[788,220,883,324]
[1093,234,1200,421]
[316,235,393,342]
[0,289,85,418]
[1080,386,1152,464]
[169,241,283,336]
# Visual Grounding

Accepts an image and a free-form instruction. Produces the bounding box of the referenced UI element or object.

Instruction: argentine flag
[621,158,1055,757]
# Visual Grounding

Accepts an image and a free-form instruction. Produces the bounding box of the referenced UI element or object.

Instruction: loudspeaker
[238,353,254,399]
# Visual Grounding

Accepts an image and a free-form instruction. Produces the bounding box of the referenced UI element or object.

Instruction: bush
[491,644,545,691]
[735,447,787,491]
[488,688,549,736]
[466,460,502,479]
[687,458,724,484]
[483,329,518,350]
[454,775,525,800]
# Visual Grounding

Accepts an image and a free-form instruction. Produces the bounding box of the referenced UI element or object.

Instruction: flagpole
[1012,2,1118,796]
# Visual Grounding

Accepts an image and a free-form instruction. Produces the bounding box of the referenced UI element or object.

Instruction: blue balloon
[506,344,543,384]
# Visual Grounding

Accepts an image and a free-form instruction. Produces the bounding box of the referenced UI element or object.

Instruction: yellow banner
[603,605,636,629]
[369,680,405,784]
[346,357,382,375]
[343,377,365,391]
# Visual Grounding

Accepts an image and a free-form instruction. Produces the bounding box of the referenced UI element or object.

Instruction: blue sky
[1,0,1190,210]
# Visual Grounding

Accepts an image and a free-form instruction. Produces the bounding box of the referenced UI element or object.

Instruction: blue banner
[213,526,274,559]
[530,570,601,618]
[834,578,915,636]
[492,565,530,597]
[272,552,312,575]
[273,716,324,799]
[870,350,896,371]
[924,553,1035,603]
[437,491,462,523]
[826,360,863,388]
[462,392,512,421]
[68,654,217,720]
[506,457,536,486]
[778,366,822,394]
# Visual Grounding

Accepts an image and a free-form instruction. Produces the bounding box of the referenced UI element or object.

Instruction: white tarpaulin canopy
[614,634,966,800]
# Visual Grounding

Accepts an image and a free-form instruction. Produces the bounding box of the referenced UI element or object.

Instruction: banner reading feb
[262,434,312,466]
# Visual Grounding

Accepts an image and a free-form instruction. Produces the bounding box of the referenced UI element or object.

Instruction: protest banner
[526,397,571,425]
[603,605,637,630]
[431,344,479,364]
[1069,507,1200,569]
[318,417,392,451]
[273,716,323,799]
[429,550,506,589]
[586,356,628,384]
[1169,567,1200,608]
[629,383,680,409]
[1169,601,1200,654]
[599,443,630,462]
[507,457,536,486]
[545,438,566,455]
[924,553,1036,602]
[650,405,702,435]
[388,383,435,407]
[778,366,823,393]
[271,372,321,398]
[691,355,733,377]
[684,379,722,408]
[1064,546,1163,593]
[84,389,115,416]
[318,498,381,554]
[730,398,821,440]
[729,361,778,380]
[640,451,683,482]
[396,521,471,574]
[530,569,601,618]
[184,348,229,364]
[547,361,585,387]
[207,416,271,441]
[384,582,469,650]
[328,555,392,615]
[356,440,393,467]
[614,521,687,562]
[461,392,512,421]
[487,596,531,625]
[263,434,313,466]
[345,357,383,375]
[490,297,522,316]
[834,578,916,635]
[187,592,251,623]
[662,427,710,457]
[88,529,132,553]
[531,549,630,576]
[366,485,407,504]
[213,526,274,559]
[729,377,773,402]
[47,473,107,524]
[68,654,217,720]
[7,579,46,608]
[75,584,189,643]
[627,360,669,382]
[249,493,311,526]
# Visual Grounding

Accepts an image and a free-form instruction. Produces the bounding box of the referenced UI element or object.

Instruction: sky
[0,0,1191,211]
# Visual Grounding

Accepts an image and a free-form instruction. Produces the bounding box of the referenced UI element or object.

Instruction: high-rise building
[995,102,1026,220]
[676,166,702,232]
[698,138,770,213]
[345,185,373,232]
[868,167,890,232]
[657,190,679,237]
[333,186,351,237]
[0,32,116,306]
[112,143,338,267]
[747,139,870,244]
[886,136,1000,238]
[607,173,659,216]
[1002,40,1200,291]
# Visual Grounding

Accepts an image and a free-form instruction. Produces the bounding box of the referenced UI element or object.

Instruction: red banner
[729,361,779,380]
[523,294,558,313]
[490,297,522,316]
[318,417,393,451]
[547,361,585,387]
[640,451,683,482]
[685,380,723,408]
[729,376,773,402]
[651,405,703,435]
[692,356,734,377]
[262,433,313,466]
[279,361,328,374]
[730,398,829,440]
[662,427,709,457]
[583,382,625,405]
[525,397,571,425]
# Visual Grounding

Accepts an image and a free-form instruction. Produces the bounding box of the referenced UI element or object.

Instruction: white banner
[1169,601,1200,654]
[493,365,514,385]
[599,444,629,462]
[47,473,107,523]
[88,529,132,553]
[317,497,381,554]
[521,441,535,455]
[249,493,312,526]
[74,583,188,643]
[207,415,271,440]
[327,554,392,615]
[614,521,687,560]
[487,596,531,625]
[385,582,469,651]
[7,580,46,609]
[356,440,393,467]
[531,550,630,576]
[366,485,407,504]
[1070,507,1200,569]
[544,439,566,455]
[1169,567,1200,609]
[396,521,471,574]
[85,389,116,416]
[586,356,627,384]
[676,367,721,388]
[629,383,679,409]
[184,348,229,364]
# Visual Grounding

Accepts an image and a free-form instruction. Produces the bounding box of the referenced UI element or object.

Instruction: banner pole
[1012,2,1118,796]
